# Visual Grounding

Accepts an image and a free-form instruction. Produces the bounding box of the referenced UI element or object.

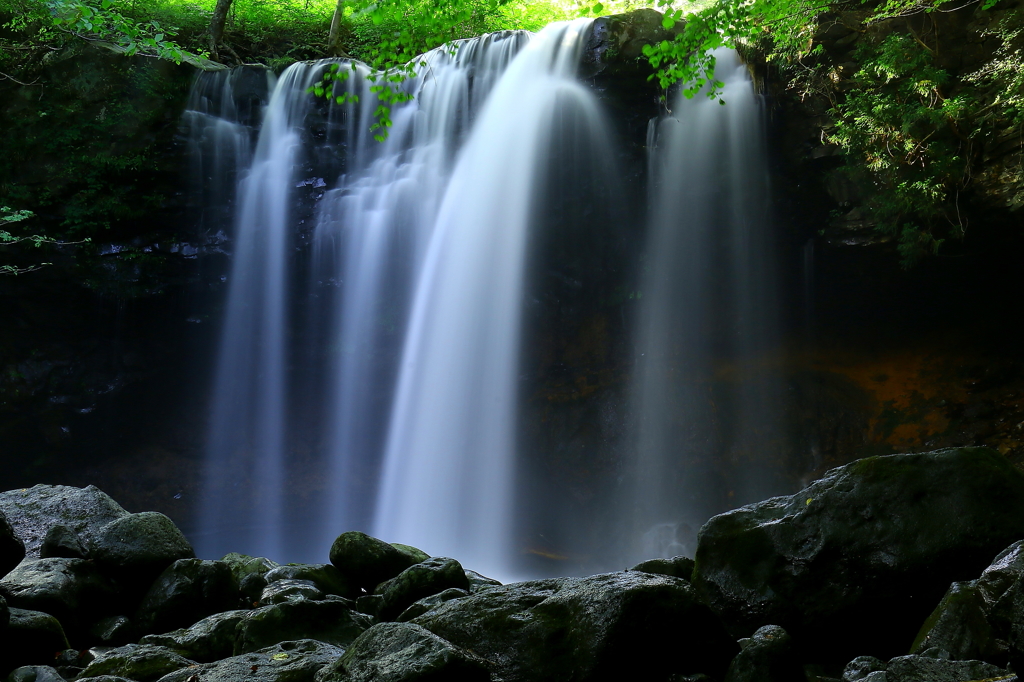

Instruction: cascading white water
[196,33,533,562]
[311,32,529,550]
[626,50,784,563]
[373,19,610,579]
[198,63,329,560]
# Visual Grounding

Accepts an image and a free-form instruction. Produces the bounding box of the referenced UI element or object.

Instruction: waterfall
[626,50,785,563]
[190,24,781,577]
[195,32,534,562]
[373,19,607,580]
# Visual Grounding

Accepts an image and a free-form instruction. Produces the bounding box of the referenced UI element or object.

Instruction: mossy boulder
[220,553,279,606]
[313,621,489,682]
[413,571,737,682]
[0,485,127,559]
[0,557,118,639]
[140,609,248,663]
[329,532,419,592]
[90,512,195,587]
[692,447,1024,662]
[134,558,239,636]
[234,597,372,654]
[5,608,70,673]
[375,558,470,621]
[157,639,344,682]
[78,644,195,682]
[912,539,1024,669]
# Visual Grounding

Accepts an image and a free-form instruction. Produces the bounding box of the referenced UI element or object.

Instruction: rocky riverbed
[1,447,1023,682]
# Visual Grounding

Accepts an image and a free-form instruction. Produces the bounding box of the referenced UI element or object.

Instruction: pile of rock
[1,446,1024,682]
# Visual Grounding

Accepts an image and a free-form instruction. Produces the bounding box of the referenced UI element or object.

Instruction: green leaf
[592,2,603,13]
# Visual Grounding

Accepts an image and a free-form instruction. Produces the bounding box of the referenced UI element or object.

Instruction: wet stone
[140,609,248,663]
[313,621,489,682]
[39,524,87,560]
[259,579,324,606]
[234,597,372,654]
[375,558,470,621]
[156,639,343,682]
[0,485,127,559]
[78,644,196,682]
[134,559,239,636]
[396,588,469,623]
[329,532,418,592]
[263,564,351,600]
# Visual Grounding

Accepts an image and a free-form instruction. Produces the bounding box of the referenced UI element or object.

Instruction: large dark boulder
[134,558,239,635]
[692,447,1024,661]
[375,558,470,621]
[156,639,344,682]
[4,608,71,673]
[90,512,195,587]
[141,609,248,663]
[329,532,419,592]
[314,622,489,682]
[912,539,1024,669]
[78,644,195,682]
[0,557,118,639]
[0,485,127,559]
[413,571,737,682]
[234,597,372,654]
[0,510,25,578]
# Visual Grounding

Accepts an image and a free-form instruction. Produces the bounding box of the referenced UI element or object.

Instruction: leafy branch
[0,206,90,275]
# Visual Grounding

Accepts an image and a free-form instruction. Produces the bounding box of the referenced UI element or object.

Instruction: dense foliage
[647,0,1023,264]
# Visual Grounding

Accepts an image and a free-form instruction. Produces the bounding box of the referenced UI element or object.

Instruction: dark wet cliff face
[2,10,1024,566]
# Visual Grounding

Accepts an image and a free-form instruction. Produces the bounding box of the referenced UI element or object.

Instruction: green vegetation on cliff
[1,0,1021,264]
[649,0,1024,264]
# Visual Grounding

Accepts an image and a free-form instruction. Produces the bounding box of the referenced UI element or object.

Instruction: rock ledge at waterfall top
[1,449,1024,681]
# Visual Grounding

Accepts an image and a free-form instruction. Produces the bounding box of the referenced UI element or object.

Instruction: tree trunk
[209,0,234,63]
[327,0,345,56]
